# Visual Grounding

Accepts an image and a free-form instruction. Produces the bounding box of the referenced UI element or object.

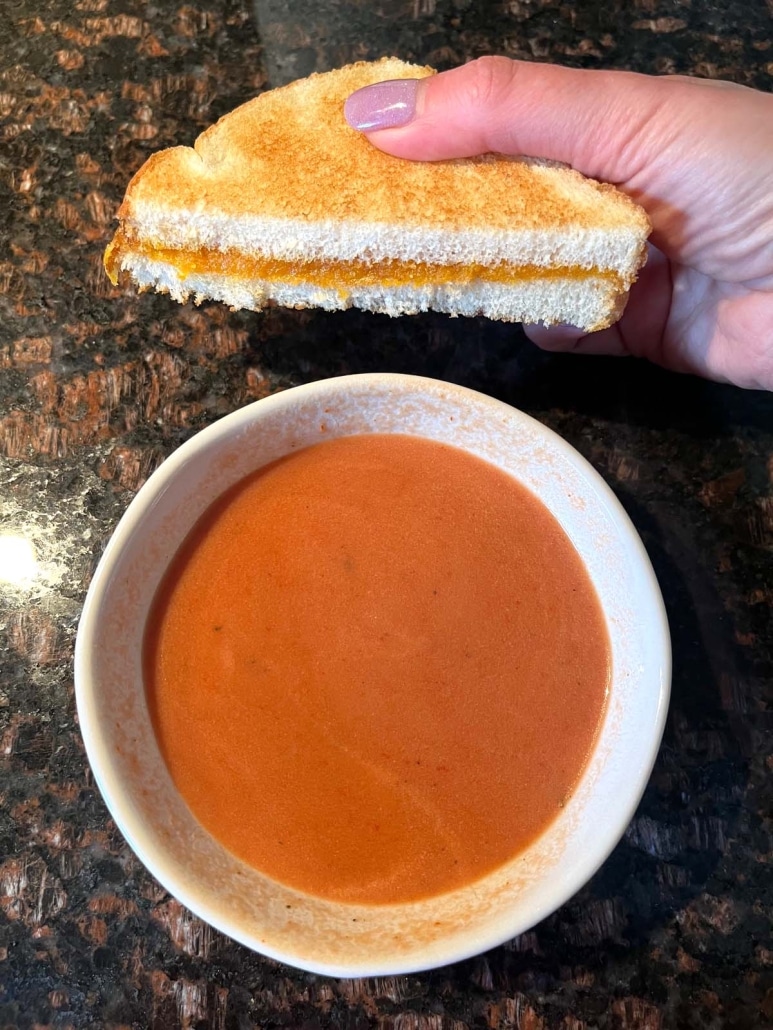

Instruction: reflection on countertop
[1,0,772,1028]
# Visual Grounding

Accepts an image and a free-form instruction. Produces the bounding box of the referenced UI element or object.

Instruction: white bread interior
[119,211,645,273]
[124,253,627,329]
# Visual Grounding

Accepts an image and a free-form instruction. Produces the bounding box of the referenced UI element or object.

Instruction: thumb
[344,57,673,186]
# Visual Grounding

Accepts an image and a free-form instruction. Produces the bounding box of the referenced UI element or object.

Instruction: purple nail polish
[344,79,419,132]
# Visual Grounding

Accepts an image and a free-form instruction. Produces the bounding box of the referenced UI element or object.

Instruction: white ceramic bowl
[75,372,670,977]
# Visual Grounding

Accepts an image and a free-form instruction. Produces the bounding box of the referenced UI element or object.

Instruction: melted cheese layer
[105,230,624,290]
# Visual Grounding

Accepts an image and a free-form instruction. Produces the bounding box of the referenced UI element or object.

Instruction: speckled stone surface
[1,1,772,1027]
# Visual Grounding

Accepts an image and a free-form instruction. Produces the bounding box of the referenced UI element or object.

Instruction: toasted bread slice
[105,58,650,330]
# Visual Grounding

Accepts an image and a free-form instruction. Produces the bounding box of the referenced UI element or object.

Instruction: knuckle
[463,56,519,112]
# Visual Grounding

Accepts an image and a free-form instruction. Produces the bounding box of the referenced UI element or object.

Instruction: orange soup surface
[145,433,610,904]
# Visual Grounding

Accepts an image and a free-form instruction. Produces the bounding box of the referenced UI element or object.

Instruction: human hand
[345,59,773,390]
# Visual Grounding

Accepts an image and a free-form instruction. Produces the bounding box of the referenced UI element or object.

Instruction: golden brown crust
[117,57,650,236]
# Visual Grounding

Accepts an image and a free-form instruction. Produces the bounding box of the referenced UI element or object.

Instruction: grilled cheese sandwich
[105,58,650,330]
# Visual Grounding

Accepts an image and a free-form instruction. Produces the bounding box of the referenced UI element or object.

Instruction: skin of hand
[344,58,773,390]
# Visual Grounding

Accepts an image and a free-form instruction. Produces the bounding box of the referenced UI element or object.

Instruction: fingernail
[344,79,419,132]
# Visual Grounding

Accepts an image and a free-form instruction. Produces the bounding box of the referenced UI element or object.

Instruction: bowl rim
[75,371,671,976]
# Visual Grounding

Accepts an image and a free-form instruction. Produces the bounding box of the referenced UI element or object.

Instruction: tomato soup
[144,433,610,905]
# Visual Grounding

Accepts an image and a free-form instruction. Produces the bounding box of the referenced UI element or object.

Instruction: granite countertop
[1,1,772,1027]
